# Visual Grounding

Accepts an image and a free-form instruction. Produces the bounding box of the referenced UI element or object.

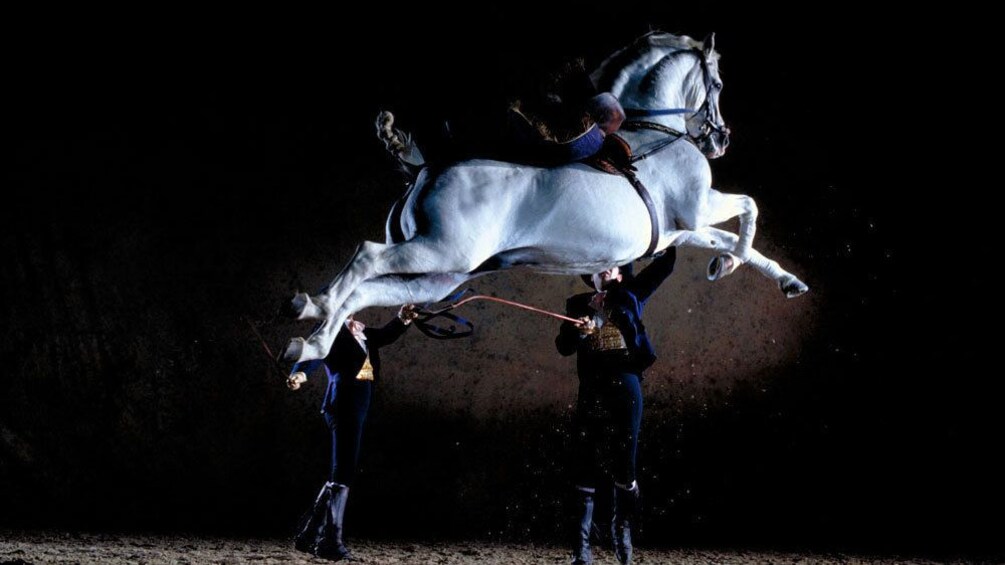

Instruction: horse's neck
[615,49,704,132]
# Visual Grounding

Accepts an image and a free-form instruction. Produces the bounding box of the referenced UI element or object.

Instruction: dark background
[2,4,997,558]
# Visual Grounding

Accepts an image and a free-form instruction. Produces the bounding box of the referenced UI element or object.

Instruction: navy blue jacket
[556,247,676,375]
[292,318,410,412]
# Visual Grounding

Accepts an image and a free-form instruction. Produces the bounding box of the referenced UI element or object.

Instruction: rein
[623,107,694,117]
[620,120,688,162]
[414,290,580,340]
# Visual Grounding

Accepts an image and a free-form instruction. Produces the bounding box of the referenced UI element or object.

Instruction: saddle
[585,134,634,175]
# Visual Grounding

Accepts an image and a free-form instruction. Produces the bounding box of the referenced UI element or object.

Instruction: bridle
[621,48,728,157]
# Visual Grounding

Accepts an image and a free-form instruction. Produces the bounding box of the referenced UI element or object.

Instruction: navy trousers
[572,369,643,488]
[322,372,373,486]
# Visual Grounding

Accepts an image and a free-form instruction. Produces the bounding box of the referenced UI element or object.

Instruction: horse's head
[592,31,731,159]
[685,34,730,158]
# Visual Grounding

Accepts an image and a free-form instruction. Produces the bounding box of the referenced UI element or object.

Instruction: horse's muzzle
[703,127,730,159]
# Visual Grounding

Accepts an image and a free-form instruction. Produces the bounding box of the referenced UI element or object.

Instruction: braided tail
[375,111,425,167]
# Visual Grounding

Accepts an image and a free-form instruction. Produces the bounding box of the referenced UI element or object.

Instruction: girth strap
[622,168,660,258]
[586,135,660,258]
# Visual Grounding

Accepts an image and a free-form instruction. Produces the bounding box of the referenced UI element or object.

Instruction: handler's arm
[364,305,416,347]
[627,246,677,304]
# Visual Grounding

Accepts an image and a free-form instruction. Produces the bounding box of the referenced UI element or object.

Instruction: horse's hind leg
[290,237,486,324]
[678,227,808,298]
[340,272,474,314]
[285,240,389,322]
[281,272,474,364]
[282,237,488,364]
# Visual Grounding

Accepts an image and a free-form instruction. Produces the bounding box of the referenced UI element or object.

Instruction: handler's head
[581,262,633,290]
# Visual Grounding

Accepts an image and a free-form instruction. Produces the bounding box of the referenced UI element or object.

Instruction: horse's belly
[397,163,658,270]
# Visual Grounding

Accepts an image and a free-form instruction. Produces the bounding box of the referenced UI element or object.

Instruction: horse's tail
[376,111,425,173]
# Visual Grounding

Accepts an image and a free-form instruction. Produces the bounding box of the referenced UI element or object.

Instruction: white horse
[281,31,808,365]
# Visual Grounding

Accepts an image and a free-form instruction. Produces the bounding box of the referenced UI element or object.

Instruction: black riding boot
[611,481,640,565]
[316,482,355,561]
[295,482,332,554]
[571,486,595,565]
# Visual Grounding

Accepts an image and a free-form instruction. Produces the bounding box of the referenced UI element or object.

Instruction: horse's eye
[713,81,723,90]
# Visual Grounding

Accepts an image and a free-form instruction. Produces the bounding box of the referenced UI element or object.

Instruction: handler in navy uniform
[290,304,418,562]
[555,247,677,565]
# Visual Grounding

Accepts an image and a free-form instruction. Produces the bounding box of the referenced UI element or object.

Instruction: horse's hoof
[280,337,305,364]
[283,292,326,320]
[707,253,739,281]
[281,293,308,319]
[779,276,809,298]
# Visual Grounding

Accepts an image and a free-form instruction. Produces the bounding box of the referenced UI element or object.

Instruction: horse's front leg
[677,227,808,298]
[701,189,758,280]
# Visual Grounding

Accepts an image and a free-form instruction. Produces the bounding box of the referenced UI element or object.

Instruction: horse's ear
[702,32,716,55]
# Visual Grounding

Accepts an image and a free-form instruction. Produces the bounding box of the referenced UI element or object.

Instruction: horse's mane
[591,31,719,91]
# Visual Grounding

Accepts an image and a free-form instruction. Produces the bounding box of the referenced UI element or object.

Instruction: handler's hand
[575,316,596,335]
[398,304,419,325]
[287,372,307,391]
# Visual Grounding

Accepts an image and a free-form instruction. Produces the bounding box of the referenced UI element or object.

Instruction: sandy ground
[1,531,992,565]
